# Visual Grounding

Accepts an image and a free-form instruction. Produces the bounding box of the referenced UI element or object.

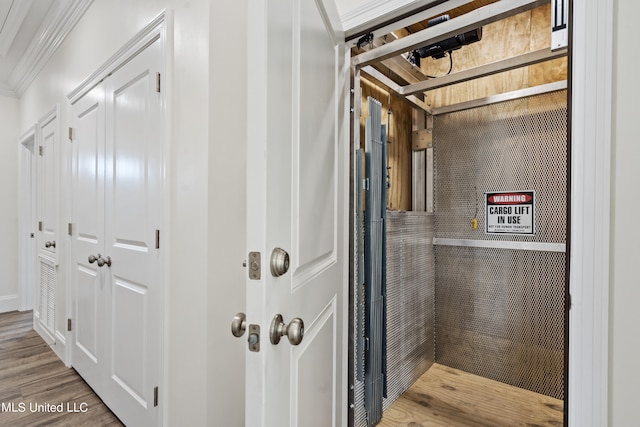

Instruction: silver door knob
[88,254,112,267]
[45,240,56,248]
[96,255,112,267]
[270,314,304,346]
[270,248,290,277]
[231,312,246,337]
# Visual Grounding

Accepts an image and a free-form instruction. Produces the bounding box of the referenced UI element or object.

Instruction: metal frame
[432,80,568,115]
[360,66,431,112]
[400,47,568,96]
[433,237,566,253]
[348,0,570,423]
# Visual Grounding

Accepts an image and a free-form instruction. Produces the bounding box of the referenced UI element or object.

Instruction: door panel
[71,87,105,387]
[75,265,99,362]
[39,117,58,258]
[246,0,347,425]
[292,300,336,427]
[295,0,338,273]
[102,37,162,426]
[111,277,147,402]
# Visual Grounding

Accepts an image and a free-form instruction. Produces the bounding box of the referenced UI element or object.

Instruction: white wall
[18,1,244,425]
[207,2,247,426]
[0,95,20,313]
[609,0,640,424]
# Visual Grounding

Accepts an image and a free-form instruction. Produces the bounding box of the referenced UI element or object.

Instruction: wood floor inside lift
[378,363,563,427]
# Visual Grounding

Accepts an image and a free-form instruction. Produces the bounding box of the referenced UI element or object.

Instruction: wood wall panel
[422,4,567,109]
[360,79,413,211]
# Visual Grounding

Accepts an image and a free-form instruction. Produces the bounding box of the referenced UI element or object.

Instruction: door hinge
[68,223,73,236]
[38,221,43,231]
[568,293,572,310]
[155,229,160,249]
[38,146,43,156]
[156,72,161,93]
[67,319,72,331]
[153,386,159,407]
[68,127,73,141]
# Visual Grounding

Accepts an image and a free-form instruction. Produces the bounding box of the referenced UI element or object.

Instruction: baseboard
[32,315,67,364]
[33,315,56,345]
[53,330,67,364]
[0,294,19,313]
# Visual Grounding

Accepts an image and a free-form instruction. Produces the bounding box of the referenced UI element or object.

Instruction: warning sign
[485,191,535,235]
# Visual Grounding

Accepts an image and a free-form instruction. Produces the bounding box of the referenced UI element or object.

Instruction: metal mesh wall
[383,211,435,410]
[433,91,567,400]
[435,247,565,398]
[353,211,435,426]
[434,91,567,244]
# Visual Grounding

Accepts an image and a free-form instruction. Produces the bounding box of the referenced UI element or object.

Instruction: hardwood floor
[0,310,123,426]
[379,363,564,427]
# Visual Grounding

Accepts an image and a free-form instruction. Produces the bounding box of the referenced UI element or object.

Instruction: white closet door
[100,35,163,426]
[69,38,163,427]
[70,85,106,390]
[39,115,58,259]
[36,111,59,341]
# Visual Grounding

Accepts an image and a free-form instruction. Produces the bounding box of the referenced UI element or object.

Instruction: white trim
[569,0,613,426]
[33,312,56,345]
[18,125,37,312]
[0,295,19,313]
[67,10,168,103]
[433,238,566,253]
[0,82,17,98]
[9,0,93,98]
[161,10,173,427]
[55,330,66,346]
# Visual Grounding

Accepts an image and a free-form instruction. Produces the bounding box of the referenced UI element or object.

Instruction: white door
[39,115,59,260]
[245,0,348,426]
[70,84,105,389]
[101,38,163,426]
[36,111,59,340]
[70,37,163,427]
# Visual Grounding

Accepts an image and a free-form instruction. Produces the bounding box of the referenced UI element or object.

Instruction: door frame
[345,0,613,425]
[567,0,612,425]
[18,125,38,312]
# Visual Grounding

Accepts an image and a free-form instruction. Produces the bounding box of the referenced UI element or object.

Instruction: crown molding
[9,0,94,98]
[0,82,17,98]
